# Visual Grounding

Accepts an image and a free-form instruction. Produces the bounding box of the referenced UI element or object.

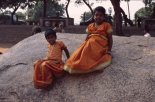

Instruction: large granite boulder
[0,33,155,102]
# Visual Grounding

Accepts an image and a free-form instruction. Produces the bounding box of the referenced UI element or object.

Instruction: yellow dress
[64,22,113,74]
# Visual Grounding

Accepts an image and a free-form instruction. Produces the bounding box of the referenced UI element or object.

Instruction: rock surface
[0,33,155,102]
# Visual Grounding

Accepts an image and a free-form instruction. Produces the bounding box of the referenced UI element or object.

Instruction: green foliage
[135,7,152,18]
[143,0,152,6]
[135,3,155,18]
[0,0,36,10]
[2,10,12,15]
[75,0,94,5]
[29,1,65,21]
[16,12,26,21]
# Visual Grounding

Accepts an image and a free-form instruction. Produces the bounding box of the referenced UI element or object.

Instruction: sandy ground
[0,43,14,53]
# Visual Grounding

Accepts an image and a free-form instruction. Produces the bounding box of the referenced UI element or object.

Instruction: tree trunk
[83,0,94,16]
[110,0,123,36]
[66,0,70,18]
[120,7,134,26]
[11,13,14,25]
[127,1,130,19]
[43,0,47,17]
[151,6,155,18]
[11,3,21,24]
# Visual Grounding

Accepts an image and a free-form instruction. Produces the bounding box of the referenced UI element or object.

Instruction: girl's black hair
[94,6,106,15]
[45,29,57,38]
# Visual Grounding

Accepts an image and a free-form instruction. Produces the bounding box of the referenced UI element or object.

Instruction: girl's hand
[107,51,113,58]
[107,51,112,55]
[42,58,48,61]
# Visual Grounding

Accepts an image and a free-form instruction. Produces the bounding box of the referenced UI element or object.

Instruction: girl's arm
[85,28,90,40]
[63,47,70,59]
[43,45,50,60]
[107,33,113,52]
[85,34,90,41]
[106,23,113,53]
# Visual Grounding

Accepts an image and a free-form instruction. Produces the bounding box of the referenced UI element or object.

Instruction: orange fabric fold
[33,60,64,89]
[33,41,66,89]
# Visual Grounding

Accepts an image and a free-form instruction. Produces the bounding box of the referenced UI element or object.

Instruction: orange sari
[64,22,112,74]
[33,41,66,89]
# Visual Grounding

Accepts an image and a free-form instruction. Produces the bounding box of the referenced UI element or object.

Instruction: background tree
[80,11,92,22]
[42,0,61,17]
[96,0,134,35]
[16,12,26,21]
[142,0,155,18]
[1,10,12,15]
[143,0,152,7]
[75,0,94,16]
[6,1,22,24]
[110,0,123,35]
[29,0,65,22]
[0,0,36,24]
[135,2,155,19]
[65,0,71,18]
[124,0,130,19]
[80,10,113,25]
[151,3,155,18]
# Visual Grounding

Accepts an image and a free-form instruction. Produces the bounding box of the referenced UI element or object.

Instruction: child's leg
[41,60,65,78]
[33,60,53,89]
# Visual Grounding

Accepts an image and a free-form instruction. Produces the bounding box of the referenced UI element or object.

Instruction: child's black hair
[45,29,57,38]
[94,6,106,15]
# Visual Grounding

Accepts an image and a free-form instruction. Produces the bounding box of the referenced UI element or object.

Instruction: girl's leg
[33,60,53,89]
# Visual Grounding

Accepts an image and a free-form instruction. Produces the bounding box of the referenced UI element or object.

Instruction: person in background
[53,23,65,33]
[59,23,65,33]
[32,26,42,35]
[53,23,61,32]
[144,24,151,37]
[137,17,142,28]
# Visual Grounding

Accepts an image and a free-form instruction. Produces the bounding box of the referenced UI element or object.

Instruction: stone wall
[0,25,33,43]
[0,25,86,44]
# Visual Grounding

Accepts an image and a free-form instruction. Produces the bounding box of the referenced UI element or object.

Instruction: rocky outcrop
[0,33,155,102]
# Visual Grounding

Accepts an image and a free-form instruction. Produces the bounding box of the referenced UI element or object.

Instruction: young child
[144,24,151,37]
[32,25,41,35]
[59,23,65,33]
[53,23,61,32]
[64,6,113,74]
[33,29,70,89]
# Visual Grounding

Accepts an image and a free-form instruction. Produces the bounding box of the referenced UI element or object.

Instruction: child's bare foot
[34,85,52,91]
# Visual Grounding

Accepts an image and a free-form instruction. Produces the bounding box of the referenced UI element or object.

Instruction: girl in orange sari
[64,6,113,74]
[33,29,70,89]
